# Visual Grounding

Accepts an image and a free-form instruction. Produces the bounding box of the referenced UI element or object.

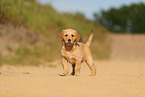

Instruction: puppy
[59,29,96,76]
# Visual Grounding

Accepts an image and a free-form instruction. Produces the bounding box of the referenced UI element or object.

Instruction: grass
[0,44,40,65]
[0,0,110,65]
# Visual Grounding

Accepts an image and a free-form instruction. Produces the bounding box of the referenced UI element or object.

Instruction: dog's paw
[63,72,68,75]
[74,73,80,76]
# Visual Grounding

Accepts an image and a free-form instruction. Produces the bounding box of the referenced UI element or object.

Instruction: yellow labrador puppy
[59,29,96,76]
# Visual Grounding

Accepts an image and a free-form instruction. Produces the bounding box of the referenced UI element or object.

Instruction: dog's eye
[65,34,68,37]
[71,35,74,37]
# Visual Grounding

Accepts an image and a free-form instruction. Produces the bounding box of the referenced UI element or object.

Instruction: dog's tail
[86,29,94,47]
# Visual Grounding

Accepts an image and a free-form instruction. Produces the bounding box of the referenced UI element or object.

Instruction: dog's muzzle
[68,39,71,44]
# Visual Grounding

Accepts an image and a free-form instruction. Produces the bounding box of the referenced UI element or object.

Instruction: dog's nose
[68,39,71,42]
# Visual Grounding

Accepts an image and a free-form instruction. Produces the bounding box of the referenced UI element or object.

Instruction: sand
[0,34,145,97]
[0,59,145,97]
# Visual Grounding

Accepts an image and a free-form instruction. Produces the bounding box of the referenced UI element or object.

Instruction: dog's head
[59,29,80,45]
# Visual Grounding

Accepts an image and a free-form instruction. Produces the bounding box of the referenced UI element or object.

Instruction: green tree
[94,3,145,33]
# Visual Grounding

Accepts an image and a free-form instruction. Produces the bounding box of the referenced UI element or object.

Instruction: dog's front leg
[75,62,81,76]
[61,57,68,75]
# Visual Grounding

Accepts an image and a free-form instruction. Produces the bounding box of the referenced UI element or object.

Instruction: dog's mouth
[66,43,72,45]
[67,41,72,44]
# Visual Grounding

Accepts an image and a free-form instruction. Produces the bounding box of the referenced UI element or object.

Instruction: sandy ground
[0,34,145,97]
[0,60,145,97]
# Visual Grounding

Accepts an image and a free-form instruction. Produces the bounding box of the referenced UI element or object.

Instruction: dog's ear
[59,30,64,42]
[76,32,80,42]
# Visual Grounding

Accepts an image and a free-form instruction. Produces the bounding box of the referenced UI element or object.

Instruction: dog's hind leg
[85,56,96,76]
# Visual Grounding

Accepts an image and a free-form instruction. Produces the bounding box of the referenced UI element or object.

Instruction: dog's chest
[62,49,82,64]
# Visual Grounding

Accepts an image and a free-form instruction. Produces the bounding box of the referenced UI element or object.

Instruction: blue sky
[37,0,145,19]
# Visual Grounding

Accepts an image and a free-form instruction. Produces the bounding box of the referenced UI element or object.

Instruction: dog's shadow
[58,74,67,76]
[58,73,75,76]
